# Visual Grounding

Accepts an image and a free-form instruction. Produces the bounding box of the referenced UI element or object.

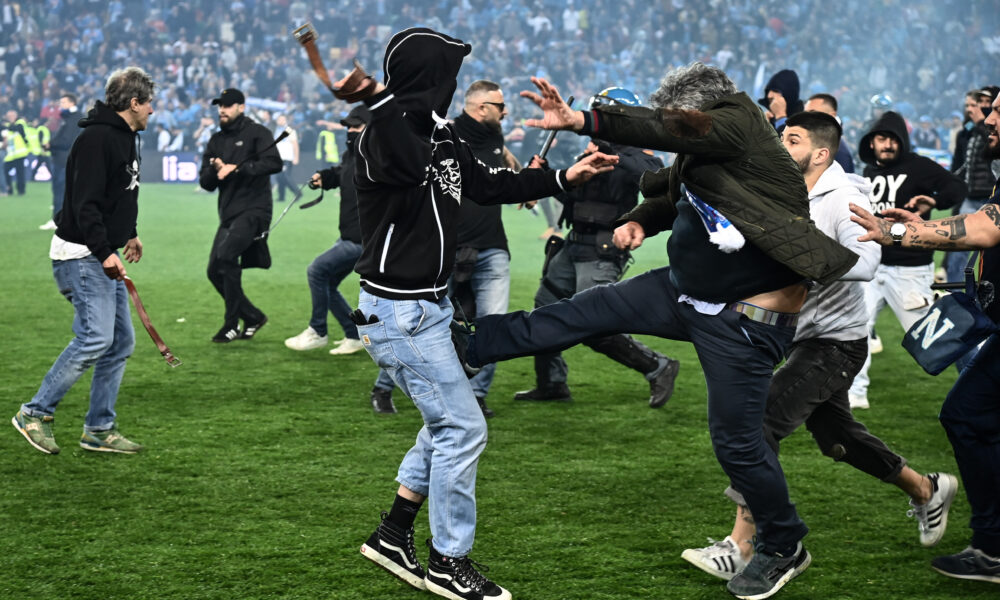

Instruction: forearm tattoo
[908,215,968,250]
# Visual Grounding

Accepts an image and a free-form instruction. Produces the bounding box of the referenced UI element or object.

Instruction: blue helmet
[869,93,893,110]
[589,87,642,109]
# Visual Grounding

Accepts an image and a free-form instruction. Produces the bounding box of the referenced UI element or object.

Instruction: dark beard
[796,155,810,174]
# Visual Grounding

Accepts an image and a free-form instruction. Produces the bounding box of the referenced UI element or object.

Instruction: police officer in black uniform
[514,88,681,407]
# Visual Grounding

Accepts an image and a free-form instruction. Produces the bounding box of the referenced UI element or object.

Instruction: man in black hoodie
[13,67,154,455]
[847,110,967,409]
[199,88,282,343]
[342,28,615,600]
[758,68,804,133]
[284,105,369,357]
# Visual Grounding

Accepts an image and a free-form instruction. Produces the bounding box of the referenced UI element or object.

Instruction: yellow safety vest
[316,130,339,164]
[36,124,51,157]
[4,119,29,161]
[24,124,43,155]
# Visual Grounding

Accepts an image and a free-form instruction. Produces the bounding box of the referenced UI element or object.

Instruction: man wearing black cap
[200,88,283,343]
[284,106,370,360]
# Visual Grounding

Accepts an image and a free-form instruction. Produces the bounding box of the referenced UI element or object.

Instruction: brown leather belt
[124,277,182,367]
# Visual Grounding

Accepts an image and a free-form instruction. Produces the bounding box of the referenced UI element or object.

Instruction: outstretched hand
[520,77,585,131]
[849,203,922,245]
[565,151,617,185]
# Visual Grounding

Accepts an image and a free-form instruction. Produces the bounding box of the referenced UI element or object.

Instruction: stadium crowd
[0,0,997,176]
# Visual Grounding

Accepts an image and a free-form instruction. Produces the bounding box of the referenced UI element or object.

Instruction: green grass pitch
[0,182,991,599]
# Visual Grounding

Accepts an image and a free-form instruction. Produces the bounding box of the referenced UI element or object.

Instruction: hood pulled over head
[382,28,470,132]
[859,110,910,165]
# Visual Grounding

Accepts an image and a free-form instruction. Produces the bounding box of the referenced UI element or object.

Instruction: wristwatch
[889,222,906,246]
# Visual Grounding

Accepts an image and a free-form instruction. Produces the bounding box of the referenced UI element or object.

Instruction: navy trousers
[470,266,808,553]
[939,334,1000,556]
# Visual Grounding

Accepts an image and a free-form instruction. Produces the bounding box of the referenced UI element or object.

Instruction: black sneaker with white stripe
[212,324,241,343]
[240,315,268,339]
[360,512,426,590]
[425,543,511,600]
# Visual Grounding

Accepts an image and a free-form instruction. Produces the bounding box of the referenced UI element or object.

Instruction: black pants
[470,266,807,553]
[207,212,266,327]
[275,160,298,202]
[6,158,25,194]
[940,334,1000,555]
[765,337,905,481]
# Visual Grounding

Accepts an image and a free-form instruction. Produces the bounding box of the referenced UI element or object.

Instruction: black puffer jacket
[54,101,140,262]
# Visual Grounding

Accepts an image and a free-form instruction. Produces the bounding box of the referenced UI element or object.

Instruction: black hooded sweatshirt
[757,69,803,130]
[54,101,140,263]
[859,111,967,266]
[354,28,569,300]
[199,113,282,226]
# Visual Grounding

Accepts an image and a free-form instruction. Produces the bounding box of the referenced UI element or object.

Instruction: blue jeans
[375,248,510,399]
[451,248,509,398]
[469,267,807,553]
[22,255,135,432]
[51,165,66,218]
[356,290,487,557]
[307,238,363,339]
[939,334,1000,556]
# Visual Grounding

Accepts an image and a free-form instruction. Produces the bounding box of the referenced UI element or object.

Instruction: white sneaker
[329,337,365,355]
[39,219,57,230]
[681,536,749,581]
[869,334,883,354]
[908,472,958,547]
[849,393,869,410]
[284,327,328,351]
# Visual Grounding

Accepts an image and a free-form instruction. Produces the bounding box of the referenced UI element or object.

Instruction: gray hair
[105,67,156,112]
[648,62,737,111]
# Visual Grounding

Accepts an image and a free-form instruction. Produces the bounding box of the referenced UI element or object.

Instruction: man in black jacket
[39,93,81,231]
[13,67,154,455]
[199,88,282,343]
[343,28,615,600]
[847,110,967,409]
[513,87,680,408]
[284,106,369,356]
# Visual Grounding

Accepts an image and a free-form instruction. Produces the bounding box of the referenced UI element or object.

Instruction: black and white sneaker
[240,315,268,339]
[212,324,241,343]
[908,472,958,547]
[425,543,511,600]
[360,512,426,590]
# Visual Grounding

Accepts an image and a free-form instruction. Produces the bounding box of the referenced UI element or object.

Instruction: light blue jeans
[451,248,510,398]
[22,255,135,432]
[356,290,487,557]
[374,248,509,400]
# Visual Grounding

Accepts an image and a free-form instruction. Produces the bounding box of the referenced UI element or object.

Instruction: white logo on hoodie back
[433,158,462,203]
[126,159,140,190]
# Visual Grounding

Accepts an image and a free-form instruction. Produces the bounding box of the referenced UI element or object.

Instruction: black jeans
[940,334,1000,556]
[765,337,905,481]
[470,266,808,553]
[207,212,266,327]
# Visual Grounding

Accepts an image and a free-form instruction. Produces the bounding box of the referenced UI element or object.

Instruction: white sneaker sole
[732,551,811,600]
[11,416,58,455]
[425,577,512,600]
[360,542,426,590]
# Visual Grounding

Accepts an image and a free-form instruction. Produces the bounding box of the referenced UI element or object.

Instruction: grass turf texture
[0,182,990,599]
